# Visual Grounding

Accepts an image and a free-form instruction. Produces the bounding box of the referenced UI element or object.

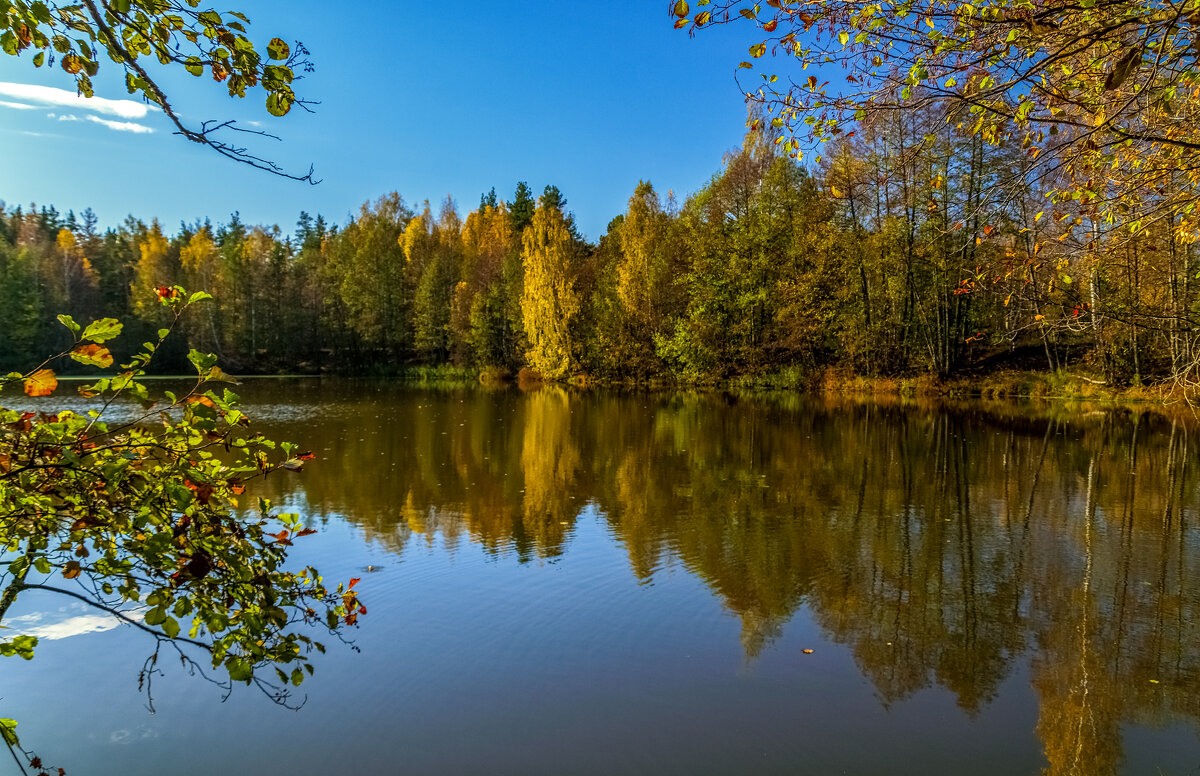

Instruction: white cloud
[25,613,122,640]
[87,115,154,134]
[51,113,80,122]
[6,611,122,640]
[0,81,158,120]
[0,100,36,110]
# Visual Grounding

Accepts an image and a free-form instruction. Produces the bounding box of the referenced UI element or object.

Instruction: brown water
[5,381,1200,774]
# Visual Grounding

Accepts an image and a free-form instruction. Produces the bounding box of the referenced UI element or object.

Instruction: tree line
[2,112,1192,385]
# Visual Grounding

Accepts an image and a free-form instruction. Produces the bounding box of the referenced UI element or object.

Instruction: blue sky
[0,1,760,241]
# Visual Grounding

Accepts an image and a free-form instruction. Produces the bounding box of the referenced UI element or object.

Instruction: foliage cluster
[0,288,361,772]
[0,0,313,178]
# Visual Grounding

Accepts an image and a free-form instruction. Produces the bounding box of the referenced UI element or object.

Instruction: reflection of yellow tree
[519,387,580,556]
[244,383,1200,771]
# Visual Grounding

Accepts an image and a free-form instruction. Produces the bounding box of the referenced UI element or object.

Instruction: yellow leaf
[24,369,57,397]
[71,343,113,368]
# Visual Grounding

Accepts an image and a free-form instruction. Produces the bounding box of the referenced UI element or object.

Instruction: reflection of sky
[6,606,123,641]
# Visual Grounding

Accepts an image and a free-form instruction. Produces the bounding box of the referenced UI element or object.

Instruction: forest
[1,109,1188,386]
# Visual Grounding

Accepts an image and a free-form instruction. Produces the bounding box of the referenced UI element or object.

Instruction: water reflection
[240,382,1200,775]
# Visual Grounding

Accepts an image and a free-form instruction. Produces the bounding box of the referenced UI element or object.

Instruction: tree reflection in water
[247,382,1200,776]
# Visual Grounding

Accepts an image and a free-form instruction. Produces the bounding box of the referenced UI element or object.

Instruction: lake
[5,381,1200,775]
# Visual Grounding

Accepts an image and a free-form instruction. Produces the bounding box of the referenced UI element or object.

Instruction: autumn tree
[679,0,1200,379]
[521,200,582,379]
[130,220,178,322]
[328,193,414,359]
[457,201,516,366]
[411,198,462,361]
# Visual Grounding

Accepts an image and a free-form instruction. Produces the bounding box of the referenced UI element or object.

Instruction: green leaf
[267,37,290,60]
[57,313,81,334]
[162,616,180,639]
[0,719,17,746]
[187,349,219,373]
[82,317,123,343]
[144,607,167,627]
[226,657,254,682]
[266,90,293,117]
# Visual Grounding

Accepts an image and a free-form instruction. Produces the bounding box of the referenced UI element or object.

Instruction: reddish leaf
[185,480,214,504]
[348,577,360,589]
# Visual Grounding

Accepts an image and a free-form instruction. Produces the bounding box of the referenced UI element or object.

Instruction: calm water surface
[6,381,1200,775]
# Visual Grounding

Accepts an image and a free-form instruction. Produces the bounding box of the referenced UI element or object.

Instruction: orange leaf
[71,343,114,368]
[24,369,57,397]
[763,19,778,32]
[349,577,360,589]
[63,560,82,579]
